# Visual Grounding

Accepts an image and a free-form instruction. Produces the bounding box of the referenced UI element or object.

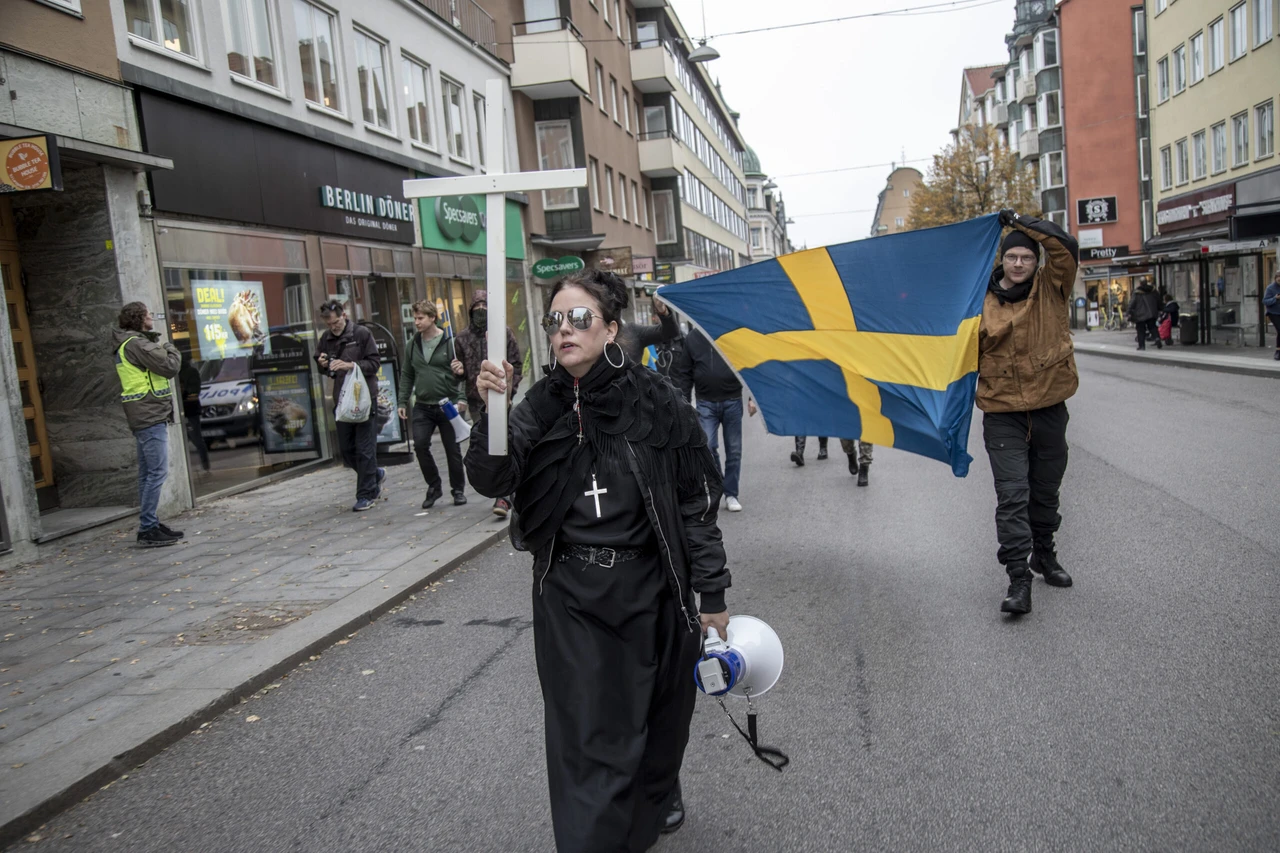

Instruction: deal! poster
[256,370,317,454]
[192,281,270,360]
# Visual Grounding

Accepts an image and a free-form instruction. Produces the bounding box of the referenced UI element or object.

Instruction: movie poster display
[256,370,318,454]
[192,280,270,360]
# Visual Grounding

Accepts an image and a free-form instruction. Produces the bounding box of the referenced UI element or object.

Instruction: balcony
[638,130,681,177]
[510,18,591,99]
[993,103,1009,126]
[630,41,679,94]
[1016,76,1036,103]
[1018,130,1040,159]
[415,0,497,57]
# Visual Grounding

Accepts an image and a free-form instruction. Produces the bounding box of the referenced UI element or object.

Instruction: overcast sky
[667,0,1015,250]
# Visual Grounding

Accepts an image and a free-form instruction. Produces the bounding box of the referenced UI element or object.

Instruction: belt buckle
[593,547,617,568]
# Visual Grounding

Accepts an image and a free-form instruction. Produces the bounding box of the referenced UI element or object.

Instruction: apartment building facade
[744,146,792,262]
[1146,0,1279,346]
[870,167,924,237]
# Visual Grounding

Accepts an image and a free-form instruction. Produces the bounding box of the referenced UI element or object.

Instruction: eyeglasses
[542,306,599,335]
[1002,253,1038,266]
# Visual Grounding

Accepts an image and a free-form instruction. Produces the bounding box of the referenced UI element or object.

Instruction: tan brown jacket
[976,217,1080,413]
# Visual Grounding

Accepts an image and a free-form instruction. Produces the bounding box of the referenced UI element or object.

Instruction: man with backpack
[398,300,468,509]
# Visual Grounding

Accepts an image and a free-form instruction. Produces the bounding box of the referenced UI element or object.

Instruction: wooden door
[0,199,54,493]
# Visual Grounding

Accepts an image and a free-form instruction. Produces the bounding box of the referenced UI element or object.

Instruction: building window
[1038,90,1061,128]
[595,62,606,112]
[1040,150,1064,189]
[1211,121,1228,173]
[1034,28,1059,70]
[1155,0,1167,12]
[1175,138,1189,184]
[1136,74,1148,117]
[473,94,486,168]
[353,29,392,131]
[634,99,642,135]
[123,0,199,58]
[441,76,467,159]
[602,0,609,25]
[614,0,622,34]
[1134,9,1146,55]
[609,76,619,123]
[653,190,677,243]
[589,157,601,210]
[618,173,628,221]
[622,89,631,133]
[295,0,341,111]
[1189,32,1204,83]
[631,181,640,227]
[1257,100,1275,158]
[1139,136,1151,180]
[1192,130,1207,179]
[1047,211,1068,230]
[1209,18,1225,71]
[1229,3,1248,60]
[1156,56,1170,102]
[40,0,82,11]
[903,188,911,198]
[750,227,762,250]
[894,217,905,228]
[226,0,279,87]
[624,11,632,44]
[642,188,651,228]
[1172,45,1186,93]
[402,56,433,147]
[536,120,578,209]
[604,165,615,215]
[1232,112,1249,165]
[1159,145,1173,190]
[1255,0,1273,46]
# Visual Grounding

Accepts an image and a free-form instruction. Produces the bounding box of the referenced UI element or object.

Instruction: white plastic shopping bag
[335,368,372,423]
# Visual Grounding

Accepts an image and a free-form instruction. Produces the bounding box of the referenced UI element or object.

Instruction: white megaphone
[694,615,783,698]
[439,398,472,443]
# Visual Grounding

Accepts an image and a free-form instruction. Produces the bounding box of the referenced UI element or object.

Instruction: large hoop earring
[604,339,625,369]
[547,341,557,370]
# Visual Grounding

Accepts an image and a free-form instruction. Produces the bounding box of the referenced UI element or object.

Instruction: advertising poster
[192,280,271,360]
[256,370,317,454]
[374,360,401,444]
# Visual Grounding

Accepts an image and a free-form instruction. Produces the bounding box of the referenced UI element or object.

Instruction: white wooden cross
[404,79,587,456]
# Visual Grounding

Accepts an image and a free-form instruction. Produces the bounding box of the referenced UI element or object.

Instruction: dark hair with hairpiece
[318,299,347,316]
[550,268,629,325]
[118,301,149,331]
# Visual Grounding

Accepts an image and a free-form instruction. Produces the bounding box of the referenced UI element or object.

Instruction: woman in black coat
[465,269,731,853]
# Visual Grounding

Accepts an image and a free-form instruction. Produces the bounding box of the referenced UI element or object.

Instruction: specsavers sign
[415,185,525,259]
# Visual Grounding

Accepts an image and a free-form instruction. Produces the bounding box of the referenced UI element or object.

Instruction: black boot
[422,483,443,509]
[856,463,869,487]
[1030,549,1073,587]
[1001,564,1032,614]
[790,449,805,467]
[817,439,828,460]
[659,780,685,835]
[847,453,858,476]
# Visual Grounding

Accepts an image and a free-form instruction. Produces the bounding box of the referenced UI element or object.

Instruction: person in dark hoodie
[674,328,756,512]
[112,302,184,547]
[978,211,1078,616]
[1127,281,1163,350]
[315,299,385,513]
[464,268,730,851]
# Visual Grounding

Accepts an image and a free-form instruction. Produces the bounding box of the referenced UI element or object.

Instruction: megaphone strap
[716,697,790,772]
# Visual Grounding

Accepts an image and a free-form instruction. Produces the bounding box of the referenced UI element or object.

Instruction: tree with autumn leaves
[909,124,1040,229]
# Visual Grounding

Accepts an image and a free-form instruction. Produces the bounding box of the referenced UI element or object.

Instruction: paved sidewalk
[1073,327,1280,378]
[0,458,510,844]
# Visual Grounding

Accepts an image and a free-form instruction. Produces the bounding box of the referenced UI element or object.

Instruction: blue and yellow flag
[658,214,1003,477]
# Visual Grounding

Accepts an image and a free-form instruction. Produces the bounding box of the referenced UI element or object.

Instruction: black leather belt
[557,544,648,568]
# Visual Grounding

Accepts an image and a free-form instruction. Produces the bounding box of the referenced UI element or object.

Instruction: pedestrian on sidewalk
[791,436,828,466]
[673,328,756,512]
[112,302,184,547]
[1265,270,1280,360]
[451,290,522,518]
[840,439,874,486]
[398,300,468,509]
[315,300,384,512]
[464,268,731,852]
[979,212,1078,616]
[1161,293,1180,346]
[1127,281,1163,350]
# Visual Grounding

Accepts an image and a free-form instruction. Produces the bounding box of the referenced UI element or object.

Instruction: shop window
[353,28,393,131]
[227,0,279,88]
[295,0,342,112]
[124,0,200,59]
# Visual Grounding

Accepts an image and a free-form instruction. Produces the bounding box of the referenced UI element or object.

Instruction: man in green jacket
[398,300,468,509]
[112,302,183,547]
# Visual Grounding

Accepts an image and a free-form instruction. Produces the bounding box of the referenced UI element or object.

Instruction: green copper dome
[743,145,764,177]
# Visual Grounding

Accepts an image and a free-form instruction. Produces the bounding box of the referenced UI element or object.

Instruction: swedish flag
[658,214,1003,477]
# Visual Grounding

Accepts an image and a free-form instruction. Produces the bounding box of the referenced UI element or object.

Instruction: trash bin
[1179,313,1198,344]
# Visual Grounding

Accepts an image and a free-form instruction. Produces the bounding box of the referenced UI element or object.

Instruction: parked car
[198,357,259,443]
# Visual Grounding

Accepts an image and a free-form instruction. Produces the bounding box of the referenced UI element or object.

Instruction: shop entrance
[0,199,55,509]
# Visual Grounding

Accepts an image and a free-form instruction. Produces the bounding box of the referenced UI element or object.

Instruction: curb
[0,523,508,848]
[1073,344,1280,379]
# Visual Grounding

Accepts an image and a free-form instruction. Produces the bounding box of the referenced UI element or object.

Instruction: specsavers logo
[434,196,486,242]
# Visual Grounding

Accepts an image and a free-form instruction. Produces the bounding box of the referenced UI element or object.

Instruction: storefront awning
[1,123,173,172]
[1144,224,1229,254]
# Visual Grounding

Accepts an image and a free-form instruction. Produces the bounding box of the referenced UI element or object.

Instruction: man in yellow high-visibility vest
[112,302,182,547]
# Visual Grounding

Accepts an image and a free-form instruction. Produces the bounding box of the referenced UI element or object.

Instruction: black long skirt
[533,552,702,853]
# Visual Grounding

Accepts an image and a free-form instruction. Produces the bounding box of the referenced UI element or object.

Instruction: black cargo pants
[982,402,1069,568]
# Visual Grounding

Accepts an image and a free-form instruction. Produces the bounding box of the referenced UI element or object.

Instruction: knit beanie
[1001,230,1038,256]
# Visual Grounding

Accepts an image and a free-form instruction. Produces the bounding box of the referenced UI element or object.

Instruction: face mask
[471,308,487,328]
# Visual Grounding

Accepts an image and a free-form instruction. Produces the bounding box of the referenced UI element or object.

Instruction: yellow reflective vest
[116,336,173,403]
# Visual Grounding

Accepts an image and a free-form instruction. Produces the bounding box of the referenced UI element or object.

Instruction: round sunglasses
[541,306,600,336]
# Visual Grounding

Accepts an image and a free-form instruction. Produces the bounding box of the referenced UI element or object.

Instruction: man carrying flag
[979,211,1079,616]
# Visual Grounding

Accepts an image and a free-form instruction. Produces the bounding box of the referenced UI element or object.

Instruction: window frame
[631,180,641,227]
[536,119,579,210]
[622,88,631,134]
[1159,144,1173,190]
[1139,136,1151,180]
[604,165,616,215]
[653,190,677,244]
[1254,0,1273,47]
[1257,100,1275,159]
[1040,150,1065,190]
[1192,130,1208,179]
[295,0,343,115]
[1034,28,1059,71]
[1172,45,1186,94]
[595,62,606,112]
[1136,73,1149,117]
[1133,9,1146,55]
[226,0,283,91]
[609,75,619,124]
[589,157,601,210]
[124,0,203,61]
[1037,90,1062,129]
[618,172,628,221]
[1175,137,1190,185]
[1231,111,1250,166]
[352,26,394,133]
[472,93,487,170]
[441,75,470,162]
[1156,56,1170,102]
[1209,17,1225,72]
[1229,3,1248,61]
[1189,32,1204,84]
[401,55,436,151]
[1211,121,1228,174]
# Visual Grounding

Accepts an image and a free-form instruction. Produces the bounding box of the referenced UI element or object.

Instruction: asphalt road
[19,356,1279,852]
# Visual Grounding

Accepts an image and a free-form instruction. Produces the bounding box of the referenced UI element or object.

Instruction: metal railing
[638,129,678,142]
[512,16,585,42]
[414,0,497,57]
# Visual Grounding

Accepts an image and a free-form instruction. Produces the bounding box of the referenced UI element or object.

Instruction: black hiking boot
[659,781,685,835]
[857,463,869,487]
[1031,549,1073,587]
[1001,564,1032,614]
